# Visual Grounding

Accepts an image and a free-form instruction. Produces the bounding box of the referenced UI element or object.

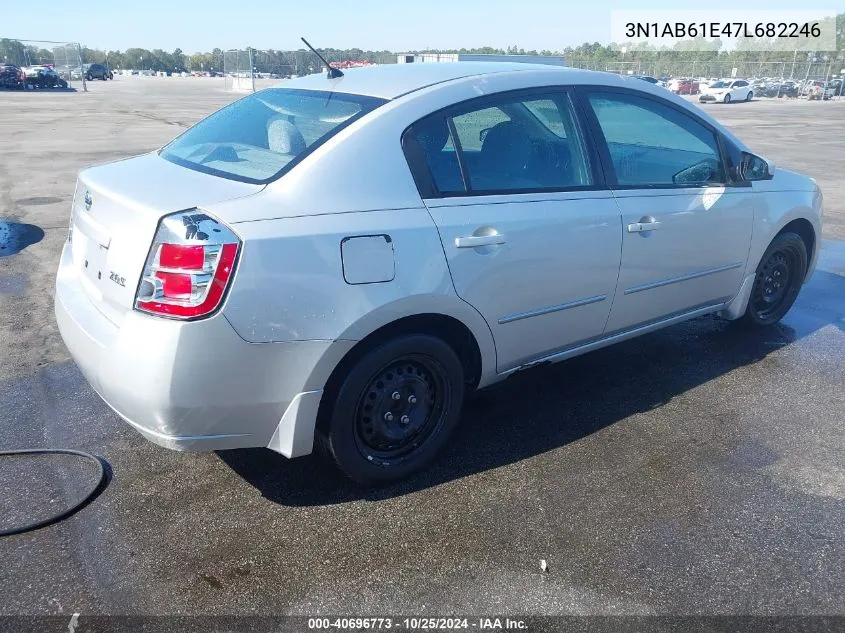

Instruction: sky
[3,0,832,53]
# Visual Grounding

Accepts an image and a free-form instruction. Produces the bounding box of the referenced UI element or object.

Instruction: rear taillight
[135,210,240,319]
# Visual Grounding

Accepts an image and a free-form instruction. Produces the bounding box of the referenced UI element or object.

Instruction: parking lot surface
[1,78,843,616]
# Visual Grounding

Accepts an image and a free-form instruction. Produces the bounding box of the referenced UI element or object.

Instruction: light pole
[823,54,831,98]
[802,53,814,94]
[839,52,845,98]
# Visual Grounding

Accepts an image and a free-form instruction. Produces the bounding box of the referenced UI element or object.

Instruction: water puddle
[0,220,44,257]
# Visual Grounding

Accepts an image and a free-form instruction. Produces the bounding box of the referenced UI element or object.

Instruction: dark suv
[85,63,113,81]
[0,64,24,90]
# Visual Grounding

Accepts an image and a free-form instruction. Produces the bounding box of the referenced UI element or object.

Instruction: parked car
[668,78,698,95]
[0,63,24,90]
[800,81,835,100]
[699,79,753,103]
[23,66,68,89]
[633,75,659,85]
[85,63,113,81]
[55,63,823,484]
[763,81,798,98]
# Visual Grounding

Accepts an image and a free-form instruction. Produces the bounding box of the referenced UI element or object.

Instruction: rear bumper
[55,243,352,456]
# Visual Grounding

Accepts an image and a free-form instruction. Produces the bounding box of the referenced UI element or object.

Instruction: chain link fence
[251,50,315,79]
[223,49,254,92]
[246,49,396,83]
[566,56,844,100]
[603,59,841,82]
[223,48,254,90]
[0,39,87,90]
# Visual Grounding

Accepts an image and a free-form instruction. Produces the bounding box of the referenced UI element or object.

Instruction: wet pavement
[0,240,843,615]
[0,80,843,617]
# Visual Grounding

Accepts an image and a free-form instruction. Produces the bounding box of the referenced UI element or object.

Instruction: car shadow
[217,267,844,506]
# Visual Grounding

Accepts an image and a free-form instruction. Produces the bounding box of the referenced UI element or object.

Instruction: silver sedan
[55,63,823,484]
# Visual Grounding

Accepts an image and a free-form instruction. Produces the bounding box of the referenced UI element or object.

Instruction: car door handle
[455,233,507,248]
[627,221,662,233]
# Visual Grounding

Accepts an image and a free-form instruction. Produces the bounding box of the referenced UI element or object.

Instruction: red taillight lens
[159,244,205,270]
[135,211,240,320]
[156,271,193,298]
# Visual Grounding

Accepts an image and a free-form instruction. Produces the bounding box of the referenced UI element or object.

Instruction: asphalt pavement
[0,79,843,617]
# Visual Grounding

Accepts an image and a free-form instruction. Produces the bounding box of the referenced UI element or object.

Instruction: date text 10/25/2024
[307,617,529,630]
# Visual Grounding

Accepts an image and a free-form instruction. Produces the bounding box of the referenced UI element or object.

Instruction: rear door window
[404,91,592,196]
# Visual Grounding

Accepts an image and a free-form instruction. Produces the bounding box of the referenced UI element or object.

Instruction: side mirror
[739,152,775,181]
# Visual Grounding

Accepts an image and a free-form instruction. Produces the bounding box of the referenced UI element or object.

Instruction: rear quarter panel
[218,208,499,387]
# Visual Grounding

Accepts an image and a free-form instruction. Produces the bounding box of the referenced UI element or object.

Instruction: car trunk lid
[68,152,263,325]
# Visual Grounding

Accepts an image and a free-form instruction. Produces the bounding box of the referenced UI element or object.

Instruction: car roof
[265,62,749,153]
[279,62,592,99]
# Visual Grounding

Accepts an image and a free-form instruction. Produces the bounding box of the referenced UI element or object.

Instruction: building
[397,53,566,66]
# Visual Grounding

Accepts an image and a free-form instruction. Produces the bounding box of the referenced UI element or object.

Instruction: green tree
[0,38,26,65]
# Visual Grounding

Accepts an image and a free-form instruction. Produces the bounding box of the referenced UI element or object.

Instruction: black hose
[0,449,110,537]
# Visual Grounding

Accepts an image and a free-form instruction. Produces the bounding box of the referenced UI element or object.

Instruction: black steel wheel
[320,334,465,485]
[354,354,449,461]
[743,232,807,327]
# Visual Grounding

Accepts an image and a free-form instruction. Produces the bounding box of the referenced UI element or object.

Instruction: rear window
[160,88,386,184]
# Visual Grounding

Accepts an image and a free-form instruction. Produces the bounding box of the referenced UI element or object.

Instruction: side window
[404,92,592,196]
[451,106,510,152]
[404,115,465,194]
[523,99,567,137]
[450,94,591,192]
[587,92,726,187]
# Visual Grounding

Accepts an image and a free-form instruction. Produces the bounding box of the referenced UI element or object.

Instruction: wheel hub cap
[752,250,793,318]
[356,360,438,454]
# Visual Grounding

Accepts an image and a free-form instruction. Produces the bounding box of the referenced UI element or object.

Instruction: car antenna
[301,37,344,79]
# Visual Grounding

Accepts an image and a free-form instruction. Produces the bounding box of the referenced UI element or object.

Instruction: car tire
[319,334,465,485]
[746,91,753,101]
[723,93,731,103]
[742,232,807,328]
